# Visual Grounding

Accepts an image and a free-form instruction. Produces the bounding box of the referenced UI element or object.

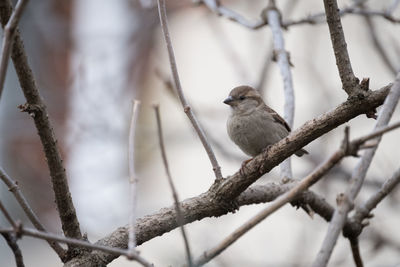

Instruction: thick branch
[0,0,82,250]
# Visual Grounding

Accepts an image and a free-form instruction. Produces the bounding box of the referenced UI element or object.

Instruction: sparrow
[224,85,308,157]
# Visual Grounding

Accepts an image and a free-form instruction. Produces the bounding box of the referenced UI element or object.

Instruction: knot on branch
[336,193,354,210]
[272,49,294,67]
[18,103,43,117]
[260,0,282,25]
[14,220,23,239]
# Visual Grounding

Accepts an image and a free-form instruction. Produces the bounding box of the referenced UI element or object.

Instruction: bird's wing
[264,105,292,132]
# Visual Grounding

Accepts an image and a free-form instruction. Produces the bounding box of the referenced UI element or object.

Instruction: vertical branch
[0,168,66,259]
[0,0,28,101]
[312,73,400,267]
[0,0,82,246]
[323,0,360,95]
[154,104,193,267]
[264,0,294,179]
[128,100,140,253]
[156,0,223,181]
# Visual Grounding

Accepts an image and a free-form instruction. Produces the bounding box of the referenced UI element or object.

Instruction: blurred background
[0,0,400,266]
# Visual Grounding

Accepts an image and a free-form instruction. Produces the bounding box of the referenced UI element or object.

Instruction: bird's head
[224,85,263,114]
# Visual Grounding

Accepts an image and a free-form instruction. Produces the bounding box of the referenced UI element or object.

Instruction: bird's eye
[239,96,246,100]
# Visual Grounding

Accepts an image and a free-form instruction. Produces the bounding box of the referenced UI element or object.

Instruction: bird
[224,85,308,157]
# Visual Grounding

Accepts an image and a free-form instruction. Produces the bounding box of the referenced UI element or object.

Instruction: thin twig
[197,0,400,30]
[1,232,25,267]
[351,167,400,225]
[192,122,400,266]
[154,104,193,267]
[195,0,266,29]
[157,0,223,180]
[312,73,400,267]
[264,0,295,179]
[0,227,153,267]
[283,6,400,27]
[155,69,243,162]
[386,0,400,14]
[0,0,83,248]
[361,5,397,76]
[0,167,66,259]
[0,0,28,101]
[323,0,360,96]
[127,100,140,254]
[0,199,18,228]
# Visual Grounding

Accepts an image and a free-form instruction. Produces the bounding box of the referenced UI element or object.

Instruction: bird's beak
[223,96,234,105]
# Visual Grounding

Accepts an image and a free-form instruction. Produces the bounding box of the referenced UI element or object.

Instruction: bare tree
[1,0,400,266]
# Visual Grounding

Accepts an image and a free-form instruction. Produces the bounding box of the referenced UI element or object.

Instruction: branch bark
[323,0,360,96]
[312,73,400,267]
[0,0,82,256]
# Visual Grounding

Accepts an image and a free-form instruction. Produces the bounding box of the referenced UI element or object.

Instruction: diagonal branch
[154,104,193,267]
[1,232,25,267]
[0,0,82,254]
[0,167,66,259]
[312,72,400,267]
[194,0,266,29]
[0,227,153,267]
[0,0,28,101]
[157,0,222,180]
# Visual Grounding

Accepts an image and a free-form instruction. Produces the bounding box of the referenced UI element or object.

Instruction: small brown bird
[224,85,308,157]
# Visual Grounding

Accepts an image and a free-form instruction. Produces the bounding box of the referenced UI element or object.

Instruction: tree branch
[0,167,66,259]
[263,0,295,179]
[157,0,222,180]
[1,232,25,267]
[154,104,193,267]
[0,0,28,101]
[312,73,400,267]
[0,0,82,254]
[0,227,153,267]
[127,100,140,256]
[323,0,360,96]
